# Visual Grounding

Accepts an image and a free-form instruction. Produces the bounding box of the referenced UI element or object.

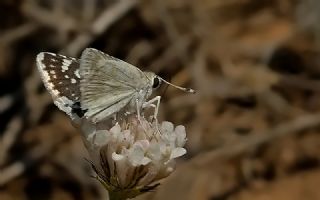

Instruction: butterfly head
[152,76,162,89]
[145,72,196,94]
[144,72,162,90]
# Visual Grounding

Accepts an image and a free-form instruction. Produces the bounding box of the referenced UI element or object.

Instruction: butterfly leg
[142,96,161,134]
[136,99,141,121]
[142,96,161,120]
[135,98,152,134]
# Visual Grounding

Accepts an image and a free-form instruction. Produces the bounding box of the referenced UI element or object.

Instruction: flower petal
[175,125,187,147]
[170,147,187,159]
[161,121,174,133]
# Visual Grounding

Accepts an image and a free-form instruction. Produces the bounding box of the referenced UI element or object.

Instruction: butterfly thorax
[128,84,153,111]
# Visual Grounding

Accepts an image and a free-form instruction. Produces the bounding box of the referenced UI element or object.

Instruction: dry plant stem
[0,23,38,45]
[153,0,189,64]
[52,0,69,43]
[63,0,138,56]
[24,67,53,124]
[82,0,96,23]
[280,74,320,92]
[190,113,320,167]
[0,132,74,186]
[22,2,76,33]
[126,40,154,65]
[150,35,192,73]
[0,117,22,166]
[153,0,178,40]
[0,162,24,186]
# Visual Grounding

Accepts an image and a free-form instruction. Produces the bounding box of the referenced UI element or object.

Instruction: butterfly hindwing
[36,52,81,118]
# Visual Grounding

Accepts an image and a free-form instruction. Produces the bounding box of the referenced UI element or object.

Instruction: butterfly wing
[79,48,150,122]
[36,52,81,118]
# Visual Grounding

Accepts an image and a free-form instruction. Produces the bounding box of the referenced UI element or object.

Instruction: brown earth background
[1,0,320,200]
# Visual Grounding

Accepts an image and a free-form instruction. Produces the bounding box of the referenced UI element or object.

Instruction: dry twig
[0,128,74,186]
[189,113,320,167]
[0,23,38,45]
[63,0,138,56]
[0,117,22,166]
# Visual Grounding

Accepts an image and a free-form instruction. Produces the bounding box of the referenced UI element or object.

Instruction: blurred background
[1,0,320,199]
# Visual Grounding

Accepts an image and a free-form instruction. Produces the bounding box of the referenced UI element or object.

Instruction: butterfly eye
[152,77,161,89]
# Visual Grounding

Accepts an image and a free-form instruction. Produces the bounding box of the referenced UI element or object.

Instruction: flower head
[75,115,187,199]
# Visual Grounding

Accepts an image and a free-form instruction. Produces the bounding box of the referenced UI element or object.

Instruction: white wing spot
[50,70,55,74]
[53,75,57,79]
[63,59,72,65]
[71,93,75,96]
[51,58,57,62]
[62,59,72,71]
[50,64,55,68]
[47,82,60,96]
[62,65,68,71]
[64,75,69,78]
[74,69,80,78]
[71,78,77,84]
[59,81,63,85]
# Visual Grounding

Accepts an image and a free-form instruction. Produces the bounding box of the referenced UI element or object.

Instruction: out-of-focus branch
[280,74,320,92]
[0,117,22,166]
[24,67,52,125]
[22,1,77,34]
[150,34,192,72]
[63,0,138,56]
[0,128,74,186]
[82,0,97,24]
[153,0,189,64]
[0,23,38,45]
[188,113,320,167]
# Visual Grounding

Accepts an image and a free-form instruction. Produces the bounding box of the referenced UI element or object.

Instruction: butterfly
[36,48,195,123]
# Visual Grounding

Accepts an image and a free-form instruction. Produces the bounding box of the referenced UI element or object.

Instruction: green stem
[108,191,128,200]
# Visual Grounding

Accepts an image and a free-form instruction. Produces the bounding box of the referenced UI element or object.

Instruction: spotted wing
[36,52,81,118]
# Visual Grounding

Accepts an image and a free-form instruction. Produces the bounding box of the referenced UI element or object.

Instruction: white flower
[75,115,187,199]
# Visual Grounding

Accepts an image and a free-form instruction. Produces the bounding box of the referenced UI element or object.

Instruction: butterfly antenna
[161,80,170,96]
[160,75,170,97]
[159,77,196,94]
